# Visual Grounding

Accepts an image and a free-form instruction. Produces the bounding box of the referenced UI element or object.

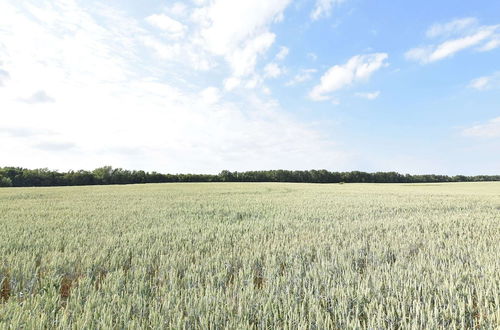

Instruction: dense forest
[0,166,499,187]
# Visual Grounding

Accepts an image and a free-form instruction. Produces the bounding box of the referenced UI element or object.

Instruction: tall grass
[0,183,499,328]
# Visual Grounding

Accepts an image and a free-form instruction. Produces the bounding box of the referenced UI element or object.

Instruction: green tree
[92,166,113,184]
[219,170,235,182]
[0,175,13,187]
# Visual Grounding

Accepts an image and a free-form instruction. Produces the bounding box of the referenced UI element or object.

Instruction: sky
[0,0,499,175]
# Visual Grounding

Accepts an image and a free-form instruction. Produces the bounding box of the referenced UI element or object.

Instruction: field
[0,182,499,328]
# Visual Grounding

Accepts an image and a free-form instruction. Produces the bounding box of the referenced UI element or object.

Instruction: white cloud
[223,77,241,91]
[140,0,293,84]
[192,0,291,82]
[194,0,290,55]
[310,0,344,21]
[479,37,500,52]
[141,36,215,72]
[468,72,500,90]
[200,86,220,105]
[226,32,275,77]
[19,90,55,104]
[192,0,208,6]
[309,53,388,101]
[469,77,490,90]
[426,17,478,38]
[262,86,271,95]
[244,76,263,89]
[264,62,283,78]
[407,30,494,63]
[0,68,10,86]
[406,18,500,64]
[275,46,289,61]
[0,126,54,138]
[285,69,317,86]
[307,52,318,61]
[462,117,500,138]
[141,35,181,59]
[0,0,349,172]
[146,13,187,39]
[167,2,188,17]
[355,91,380,100]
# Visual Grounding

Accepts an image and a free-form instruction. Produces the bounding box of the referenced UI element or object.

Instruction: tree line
[0,166,499,187]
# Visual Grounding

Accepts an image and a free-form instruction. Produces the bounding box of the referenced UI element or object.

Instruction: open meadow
[0,182,499,328]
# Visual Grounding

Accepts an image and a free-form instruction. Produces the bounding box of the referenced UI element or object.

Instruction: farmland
[0,182,499,328]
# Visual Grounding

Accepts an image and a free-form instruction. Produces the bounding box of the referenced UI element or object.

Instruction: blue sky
[0,0,499,174]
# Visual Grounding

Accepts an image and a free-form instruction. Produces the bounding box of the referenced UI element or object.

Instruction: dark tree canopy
[0,166,498,187]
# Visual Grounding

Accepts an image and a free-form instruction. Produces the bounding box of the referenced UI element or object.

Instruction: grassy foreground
[0,183,499,328]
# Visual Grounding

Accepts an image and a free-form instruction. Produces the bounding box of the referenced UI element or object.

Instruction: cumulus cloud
[264,62,283,78]
[309,53,388,101]
[406,18,500,64]
[462,117,500,138]
[355,91,380,100]
[190,0,291,83]
[140,0,293,85]
[310,0,345,21]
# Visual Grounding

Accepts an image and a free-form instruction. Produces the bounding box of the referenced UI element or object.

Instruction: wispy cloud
[462,117,500,138]
[355,91,380,100]
[286,69,317,86]
[468,72,500,90]
[310,0,345,21]
[426,17,478,38]
[307,53,318,61]
[309,53,388,101]
[146,14,187,39]
[225,32,276,77]
[275,46,289,61]
[406,18,500,64]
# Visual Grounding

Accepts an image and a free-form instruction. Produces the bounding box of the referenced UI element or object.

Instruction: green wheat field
[1,182,499,328]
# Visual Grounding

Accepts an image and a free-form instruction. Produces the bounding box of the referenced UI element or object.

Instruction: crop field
[0,182,499,328]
